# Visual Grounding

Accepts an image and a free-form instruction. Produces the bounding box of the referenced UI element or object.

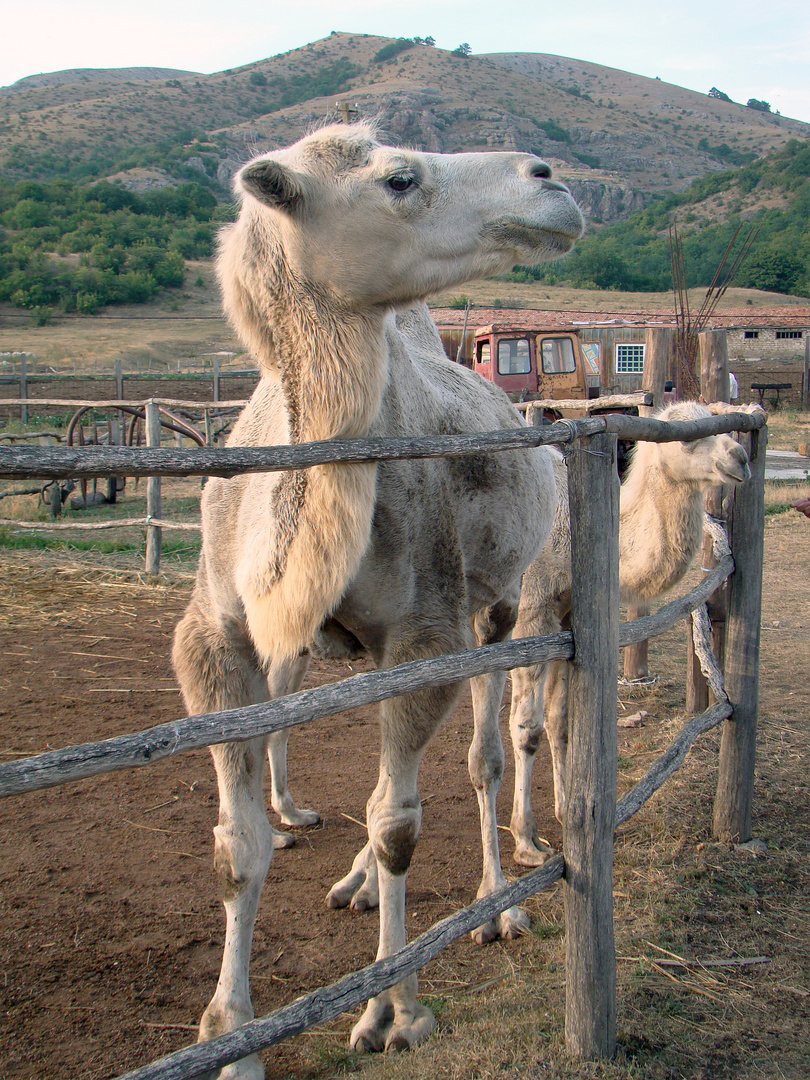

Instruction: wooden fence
[0,408,766,1079]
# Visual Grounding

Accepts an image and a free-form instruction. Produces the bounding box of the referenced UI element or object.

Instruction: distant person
[729,372,739,400]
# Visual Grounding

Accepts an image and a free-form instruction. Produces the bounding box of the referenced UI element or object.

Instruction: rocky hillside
[1,32,808,227]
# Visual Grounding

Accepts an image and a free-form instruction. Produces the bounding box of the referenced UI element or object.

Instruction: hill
[0,33,808,317]
[1,32,809,215]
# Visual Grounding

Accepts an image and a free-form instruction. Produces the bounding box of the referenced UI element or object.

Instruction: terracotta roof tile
[429,306,810,331]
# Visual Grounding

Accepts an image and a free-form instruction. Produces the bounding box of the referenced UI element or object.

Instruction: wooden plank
[117,854,566,1080]
[0,412,765,482]
[0,633,574,797]
[616,701,731,828]
[0,397,248,409]
[564,430,619,1059]
[518,391,652,414]
[0,421,606,480]
[713,426,767,842]
[687,330,730,712]
[144,402,162,576]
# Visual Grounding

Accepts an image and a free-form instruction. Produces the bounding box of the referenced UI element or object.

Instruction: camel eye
[387,174,415,194]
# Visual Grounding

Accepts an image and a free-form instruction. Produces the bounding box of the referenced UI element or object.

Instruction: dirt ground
[0,509,807,1080]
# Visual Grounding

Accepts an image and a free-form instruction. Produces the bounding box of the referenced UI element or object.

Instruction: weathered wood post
[19,355,27,424]
[564,429,619,1059]
[713,423,766,842]
[213,356,220,403]
[624,327,672,681]
[144,400,162,576]
[687,330,729,712]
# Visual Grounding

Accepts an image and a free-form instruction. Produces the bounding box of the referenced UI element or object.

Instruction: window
[775,330,803,339]
[744,330,759,339]
[615,342,645,374]
[497,338,531,375]
[539,336,576,374]
[476,342,490,365]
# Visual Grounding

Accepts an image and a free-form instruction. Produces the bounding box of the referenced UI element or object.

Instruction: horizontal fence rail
[0,548,735,799]
[0,515,201,532]
[0,411,764,481]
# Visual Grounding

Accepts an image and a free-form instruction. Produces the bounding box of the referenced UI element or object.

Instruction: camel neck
[271,283,389,445]
[220,216,390,444]
[619,454,703,600]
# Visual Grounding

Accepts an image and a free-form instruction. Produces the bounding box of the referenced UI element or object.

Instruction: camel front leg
[508,662,557,866]
[468,667,530,943]
[266,654,319,845]
[200,739,275,1080]
[173,602,276,1079]
[350,665,463,1053]
[543,659,570,824]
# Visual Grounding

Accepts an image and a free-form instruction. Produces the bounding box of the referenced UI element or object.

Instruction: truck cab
[472,324,601,406]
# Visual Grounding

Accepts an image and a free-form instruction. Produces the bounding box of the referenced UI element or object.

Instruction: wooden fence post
[564,430,619,1059]
[713,424,766,842]
[687,330,730,712]
[213,356,220,403]
[624,327,671,681]
[144,400,162,576]
[19,355,27,424]
[115,356,124,436]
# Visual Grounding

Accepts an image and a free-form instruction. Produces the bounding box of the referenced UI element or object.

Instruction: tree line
[507,139,810,297]
[0,177,230,316]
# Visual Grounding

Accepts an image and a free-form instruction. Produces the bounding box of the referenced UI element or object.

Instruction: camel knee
[368,804,421,877]
[213,812,274,900]
[468,728,505,792]
[509,666,546,754]
[473,597,518,646]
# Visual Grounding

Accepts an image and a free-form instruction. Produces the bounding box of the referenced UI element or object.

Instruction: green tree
[738,247,804,293]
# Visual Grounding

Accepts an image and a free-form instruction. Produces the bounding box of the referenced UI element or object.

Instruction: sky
[2,0,809,125]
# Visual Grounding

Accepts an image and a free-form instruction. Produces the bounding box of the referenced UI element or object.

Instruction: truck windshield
[497,338,531,375]
[539,337,576,374]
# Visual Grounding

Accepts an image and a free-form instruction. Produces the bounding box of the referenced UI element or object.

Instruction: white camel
[507,399,757,866]
[318,400,757,917]
[171,121,583,1073]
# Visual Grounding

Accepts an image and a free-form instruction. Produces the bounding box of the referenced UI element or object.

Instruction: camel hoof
[327,843,379,911]
[209,1057,264,1080]
[471,904,529,944]
[271,827,295,850]
[278,807,320,828]
[513,841,556,867]
[471,921,499,946]
[350,1000,434,1054]
[498,905,530,940]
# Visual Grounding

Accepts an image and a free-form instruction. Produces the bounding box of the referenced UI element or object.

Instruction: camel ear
[239,160,304,214]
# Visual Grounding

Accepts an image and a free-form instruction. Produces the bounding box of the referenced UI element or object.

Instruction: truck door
[491,336,536,397]
[536,335,579,399]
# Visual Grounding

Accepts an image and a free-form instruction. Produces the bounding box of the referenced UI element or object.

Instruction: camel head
[654,401,751,487]
[229,122,584,307]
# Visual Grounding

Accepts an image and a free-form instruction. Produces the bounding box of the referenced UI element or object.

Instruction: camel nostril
[529,161,552,180]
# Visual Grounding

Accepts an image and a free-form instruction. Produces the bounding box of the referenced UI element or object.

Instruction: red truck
[468,323,602,413]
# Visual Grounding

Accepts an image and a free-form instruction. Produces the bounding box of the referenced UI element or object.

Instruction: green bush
[373,39,416,63]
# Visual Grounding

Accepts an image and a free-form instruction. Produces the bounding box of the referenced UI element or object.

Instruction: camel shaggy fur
[171,122,583,1072]
[507,400,756,866]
